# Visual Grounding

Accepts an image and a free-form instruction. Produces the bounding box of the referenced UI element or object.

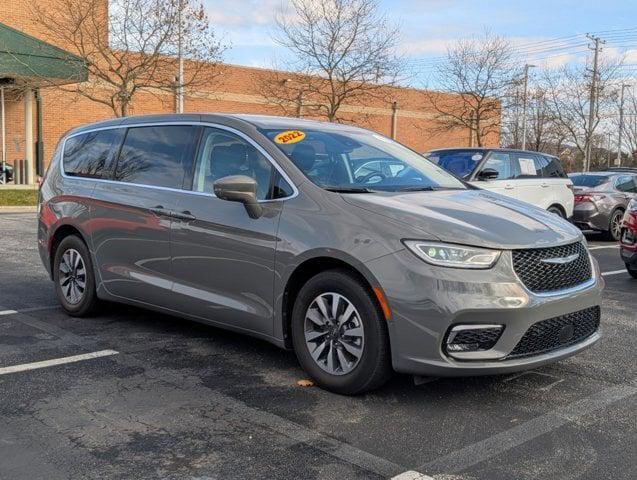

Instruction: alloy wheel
[611,211,624,240]
[58,248,87,305]
[304,292,364,375]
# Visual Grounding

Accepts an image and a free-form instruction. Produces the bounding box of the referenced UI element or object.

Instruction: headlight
[403,241,501,269]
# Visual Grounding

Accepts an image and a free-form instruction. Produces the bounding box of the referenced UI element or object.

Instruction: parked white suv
[426,148,574,218]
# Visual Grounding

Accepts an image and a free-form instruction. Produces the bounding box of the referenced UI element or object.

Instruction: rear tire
[603,209,624,241]
[53,235,98,317]
[291,269,392,395]
[627,264,637,279]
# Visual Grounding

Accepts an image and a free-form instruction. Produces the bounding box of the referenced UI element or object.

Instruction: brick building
[0,0,499,184]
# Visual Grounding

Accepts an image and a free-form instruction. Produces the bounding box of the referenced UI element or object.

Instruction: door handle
[171,210,196,221]
[540,182,549,188]
[149,205,171,216]
[504,184,514,190]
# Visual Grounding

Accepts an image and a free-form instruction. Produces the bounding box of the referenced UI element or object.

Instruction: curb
[0,206,38,213]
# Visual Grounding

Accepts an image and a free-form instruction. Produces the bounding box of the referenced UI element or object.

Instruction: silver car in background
[38,114,603,394]
[570,169,637,240]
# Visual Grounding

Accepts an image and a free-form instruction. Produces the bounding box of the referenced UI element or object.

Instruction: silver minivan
[38,114,603,394]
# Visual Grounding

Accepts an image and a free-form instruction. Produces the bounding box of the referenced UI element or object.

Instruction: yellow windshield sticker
[274,130,306,145]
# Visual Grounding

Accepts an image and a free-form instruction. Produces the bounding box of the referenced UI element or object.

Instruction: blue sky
[209,0,637,86]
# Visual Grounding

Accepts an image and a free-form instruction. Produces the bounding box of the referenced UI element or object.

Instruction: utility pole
[607,131,612,167]
[521,64,536,150]
[391,101,399,139]
[585,34,604,172]
[617,84,630,167]
[176,0,184,114]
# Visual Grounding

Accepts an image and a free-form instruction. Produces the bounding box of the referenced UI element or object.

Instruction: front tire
[627,264,637,279]
[53,235,98,316]
[291,269,392,395]
[547,205,565,218]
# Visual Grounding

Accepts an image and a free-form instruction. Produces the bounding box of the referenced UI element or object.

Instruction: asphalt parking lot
[0,212,635,480]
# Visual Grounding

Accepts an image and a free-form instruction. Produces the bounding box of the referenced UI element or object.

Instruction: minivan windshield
[569,174,609,188]
[425,149,485,178]
[260,127,466,192]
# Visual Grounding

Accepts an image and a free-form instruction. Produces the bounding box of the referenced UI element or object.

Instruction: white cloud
[401,38,450,56]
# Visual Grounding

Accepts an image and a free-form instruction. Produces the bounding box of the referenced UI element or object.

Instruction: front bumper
[365,248,604,377]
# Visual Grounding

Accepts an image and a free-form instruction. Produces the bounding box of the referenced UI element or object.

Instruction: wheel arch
[278,252,385,349]
[48,224,90,277]
[547,203,567,218]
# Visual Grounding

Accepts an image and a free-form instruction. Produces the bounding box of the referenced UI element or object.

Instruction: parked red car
[620,198,637,278]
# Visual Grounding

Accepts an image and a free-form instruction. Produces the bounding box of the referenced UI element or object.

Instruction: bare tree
[542,60,621,170]
[611,86,637,166]
[260,0,403,122]
[526,89,556,152]
[424,32,519,147]
[32,0,225,117]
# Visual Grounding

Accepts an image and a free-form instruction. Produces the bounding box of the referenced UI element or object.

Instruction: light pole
[521,64,536,151]
[616,84,630,167]
[176,0,184,114]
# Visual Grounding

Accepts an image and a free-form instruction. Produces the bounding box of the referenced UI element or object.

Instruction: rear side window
[513,153,541,178]
[63,129,124,179]
[114,126,197,189]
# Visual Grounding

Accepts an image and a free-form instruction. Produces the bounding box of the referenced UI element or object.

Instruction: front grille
[508,306,600,358]
[512,242,592,293]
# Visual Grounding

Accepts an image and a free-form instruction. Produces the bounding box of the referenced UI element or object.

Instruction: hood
[342,189,583,250]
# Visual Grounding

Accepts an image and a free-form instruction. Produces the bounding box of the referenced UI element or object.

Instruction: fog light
[445,325,504,354]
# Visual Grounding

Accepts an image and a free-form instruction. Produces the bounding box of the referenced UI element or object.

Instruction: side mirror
[477,168,499,180]
[213,175,263,219]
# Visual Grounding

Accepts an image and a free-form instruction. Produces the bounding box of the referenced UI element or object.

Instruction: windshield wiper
[324,186,376,193]
[398,186,437,192]
[398,186,465,192]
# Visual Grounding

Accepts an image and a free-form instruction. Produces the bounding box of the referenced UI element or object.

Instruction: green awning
[0,22,87,85]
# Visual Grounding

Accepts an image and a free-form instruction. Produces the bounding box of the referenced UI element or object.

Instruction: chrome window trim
[58,121,300,202]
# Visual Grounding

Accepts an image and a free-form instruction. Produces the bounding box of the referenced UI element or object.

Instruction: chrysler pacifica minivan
[38,114,603,394]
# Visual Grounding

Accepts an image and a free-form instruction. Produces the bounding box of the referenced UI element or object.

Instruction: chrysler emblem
[541,253,579,265]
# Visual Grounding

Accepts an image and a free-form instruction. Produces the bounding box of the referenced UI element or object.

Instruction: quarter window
[114,126,197,189]
[63,129,124,179]
[615,175,637,193]
[542,156,566,178]
[192,127,292,200]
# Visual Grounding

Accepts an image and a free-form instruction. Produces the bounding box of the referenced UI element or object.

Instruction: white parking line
[0,310,18,316]
[602,269,628,277]
[0,350,119,376]
[391,471,434,480]
[419,381,637,474]
[588,245,619,250]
